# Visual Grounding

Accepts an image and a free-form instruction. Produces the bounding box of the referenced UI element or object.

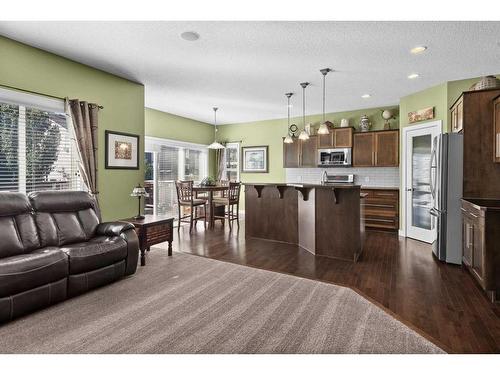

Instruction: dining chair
[175,180,207,233]
[212,182,241,230]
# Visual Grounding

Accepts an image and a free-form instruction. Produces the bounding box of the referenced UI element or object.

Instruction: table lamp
[130,184,149,220]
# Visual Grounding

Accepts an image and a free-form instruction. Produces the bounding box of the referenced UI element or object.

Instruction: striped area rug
[0,249,444,354]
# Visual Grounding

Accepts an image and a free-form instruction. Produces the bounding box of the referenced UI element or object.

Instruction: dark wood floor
[158,219,500,353]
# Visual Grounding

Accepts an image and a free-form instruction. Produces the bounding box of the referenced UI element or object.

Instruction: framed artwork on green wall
[105,130,140,170]
[241,146,268,173]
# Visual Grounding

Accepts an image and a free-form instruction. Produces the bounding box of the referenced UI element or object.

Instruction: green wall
[0,36,145,221]
[145,108,216,176]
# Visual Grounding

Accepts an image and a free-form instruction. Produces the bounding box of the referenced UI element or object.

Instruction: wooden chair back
[175,180,194,203]
[228,182,241,203]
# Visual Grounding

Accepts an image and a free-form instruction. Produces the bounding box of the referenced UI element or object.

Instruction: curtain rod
[0,83,104,109]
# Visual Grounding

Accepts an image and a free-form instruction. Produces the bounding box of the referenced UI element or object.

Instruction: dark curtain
[215,147,225,181]
[67,98,99,196]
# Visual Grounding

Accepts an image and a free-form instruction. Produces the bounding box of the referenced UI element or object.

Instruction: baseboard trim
[398,229,405,237]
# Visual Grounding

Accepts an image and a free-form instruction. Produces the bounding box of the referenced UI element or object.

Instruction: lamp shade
[207,141,225,149]
[298,129,309,141]
[283,134,294,144]
[131,185,149,197]
[318,123,330,135]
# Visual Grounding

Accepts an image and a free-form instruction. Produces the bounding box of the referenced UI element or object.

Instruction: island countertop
[242,182,361,189]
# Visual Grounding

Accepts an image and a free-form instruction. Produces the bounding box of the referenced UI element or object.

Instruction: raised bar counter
[243,183,364,262]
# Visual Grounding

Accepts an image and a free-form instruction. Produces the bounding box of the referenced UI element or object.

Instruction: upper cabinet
[283,135,317,168]
[353,130,399,167]
[494,96,500,163]
[318,127,353,149]
[451,96,464,133]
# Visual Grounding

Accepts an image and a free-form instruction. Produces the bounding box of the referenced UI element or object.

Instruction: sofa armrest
[96,221,135,237]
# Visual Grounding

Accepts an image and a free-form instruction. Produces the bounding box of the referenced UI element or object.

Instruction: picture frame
[105,130,140,170]
[408,106,435,124]
[241,145,269,173]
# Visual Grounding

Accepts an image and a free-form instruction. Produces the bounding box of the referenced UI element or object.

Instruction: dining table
[193,184,228,229]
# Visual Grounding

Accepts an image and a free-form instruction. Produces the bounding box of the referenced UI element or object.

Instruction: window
[224,142,240,182]
[0,88,83,193]
[144,137,209,217]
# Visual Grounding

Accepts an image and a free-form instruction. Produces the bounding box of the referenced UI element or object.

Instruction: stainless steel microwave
[318,148,352,167]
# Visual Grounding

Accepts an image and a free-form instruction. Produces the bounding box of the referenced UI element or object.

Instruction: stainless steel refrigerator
[429,133,463,264]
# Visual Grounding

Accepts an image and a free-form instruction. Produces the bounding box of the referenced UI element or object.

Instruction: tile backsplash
[286,167,400,187]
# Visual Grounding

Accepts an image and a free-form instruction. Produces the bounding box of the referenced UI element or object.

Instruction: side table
[121,215,174,266]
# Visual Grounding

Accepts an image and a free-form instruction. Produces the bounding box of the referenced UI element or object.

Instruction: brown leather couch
[0,191,139,323]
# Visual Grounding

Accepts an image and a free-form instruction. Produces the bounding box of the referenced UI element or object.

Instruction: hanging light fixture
[284,92,295,144]
[207,107,225,149]
[318,68,333,135]
[298,82,310,141]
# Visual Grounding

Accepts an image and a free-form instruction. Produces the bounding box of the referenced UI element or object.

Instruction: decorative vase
[474,75,500,91]
[340,118,349,128]
[359,115,371,132]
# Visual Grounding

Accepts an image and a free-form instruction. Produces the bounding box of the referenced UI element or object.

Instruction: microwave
[318,148,352,167]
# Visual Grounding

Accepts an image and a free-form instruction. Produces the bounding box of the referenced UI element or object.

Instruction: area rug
[0,249,444,354]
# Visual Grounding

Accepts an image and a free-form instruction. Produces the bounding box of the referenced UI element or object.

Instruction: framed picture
[241,146,268,173]
[408,106,434,124]
[105,130,140,169]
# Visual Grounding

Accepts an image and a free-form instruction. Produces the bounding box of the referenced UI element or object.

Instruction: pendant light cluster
[283,68,333,144]
[207,107,225,149]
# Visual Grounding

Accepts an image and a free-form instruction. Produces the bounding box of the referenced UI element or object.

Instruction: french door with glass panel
[404,122,440,243]
[144,137,208,218]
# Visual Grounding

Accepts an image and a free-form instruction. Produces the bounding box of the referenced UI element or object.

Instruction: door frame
[401,120,442,239]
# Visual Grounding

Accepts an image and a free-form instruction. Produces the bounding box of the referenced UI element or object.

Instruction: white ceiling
[1,21,500,124]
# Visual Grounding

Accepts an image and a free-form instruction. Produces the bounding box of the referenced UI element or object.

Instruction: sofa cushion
[0,248,68,298]
[0,192,32,217]
[28,191,98,213]
[61,236,128,275]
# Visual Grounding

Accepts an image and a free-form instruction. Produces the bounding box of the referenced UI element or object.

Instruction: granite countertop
[361,186,399,190]
[242,182,361,189]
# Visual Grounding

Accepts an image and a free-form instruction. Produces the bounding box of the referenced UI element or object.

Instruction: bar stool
[212,182,241,230]
[175,180,207,233]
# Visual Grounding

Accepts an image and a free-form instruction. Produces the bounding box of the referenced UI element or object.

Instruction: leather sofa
[0,191,139,323]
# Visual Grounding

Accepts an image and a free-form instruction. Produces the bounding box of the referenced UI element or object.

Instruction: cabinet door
[456,98,464,133]
[334,128,353,148]
[472,221,484,282]
[283,139,300,168]
[462,214,473,266]
[375,130,399,167]
[451,107,457,132]
[317,133,334,149]
[300,136,317,167]
[353,133,374,167]
[494,98,500,162]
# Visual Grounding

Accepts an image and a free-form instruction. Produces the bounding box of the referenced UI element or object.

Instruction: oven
[318,148,352,167]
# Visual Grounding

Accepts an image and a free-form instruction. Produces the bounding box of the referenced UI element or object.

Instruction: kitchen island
[244,183,364,262]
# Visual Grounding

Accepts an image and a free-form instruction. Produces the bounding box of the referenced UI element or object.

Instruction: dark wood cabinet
[353,132,375,166]
[451,96,464,133]
[283,138,300,168]
[282,136,317,168]
[353,130,399,167]
[361,188,399,231]
[300,135,318,167]
[317,127,353,149]
[454,89,500,198]
[494,96,500,163]
[461,198,500,302]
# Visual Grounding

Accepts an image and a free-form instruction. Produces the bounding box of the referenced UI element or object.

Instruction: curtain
[65,99,99,196]
[215,147,225,181]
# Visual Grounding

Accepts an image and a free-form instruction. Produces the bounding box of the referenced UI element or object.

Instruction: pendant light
[207,107,225,149]
[318,68,333,135]
[298,82,310,141]
[283,92,294,144]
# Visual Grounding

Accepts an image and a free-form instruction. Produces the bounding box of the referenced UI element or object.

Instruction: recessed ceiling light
[410,46,427,54]
[408,73,420,79]
[180,31,200,41]
[361,94,371,99]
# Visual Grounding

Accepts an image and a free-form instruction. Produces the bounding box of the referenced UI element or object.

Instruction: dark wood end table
[121,215,174,266]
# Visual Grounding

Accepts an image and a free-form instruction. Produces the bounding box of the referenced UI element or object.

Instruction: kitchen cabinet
[300,135,318,167]
[361,188,399,231]
[494,96,500,163]
[353,130,399,167]
[461,198,500,302]
[451,96,464,133]
[283,138,300,168]
[317,127,353,149]
[282,136,317,168]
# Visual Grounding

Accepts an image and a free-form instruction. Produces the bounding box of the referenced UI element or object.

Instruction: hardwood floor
[158,219,500,353]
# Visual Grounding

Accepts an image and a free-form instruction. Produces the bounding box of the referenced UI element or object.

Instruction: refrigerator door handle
[430,142,437,200]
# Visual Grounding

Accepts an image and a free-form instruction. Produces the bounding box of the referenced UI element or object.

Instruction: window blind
[0,91,83,193]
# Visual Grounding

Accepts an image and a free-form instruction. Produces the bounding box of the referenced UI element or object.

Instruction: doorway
[402,121,442,243]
